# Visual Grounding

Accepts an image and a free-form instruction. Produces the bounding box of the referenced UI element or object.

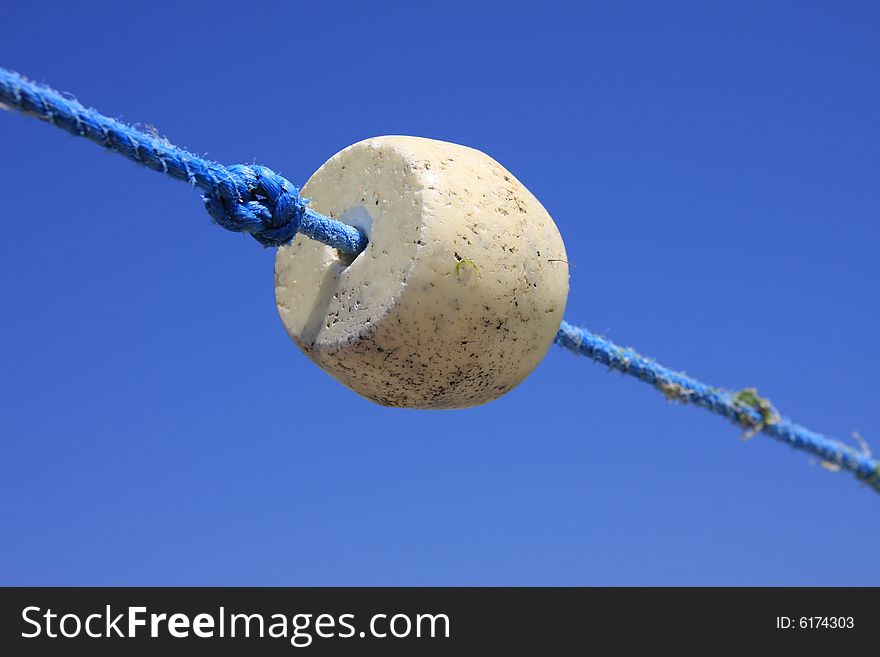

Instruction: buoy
[274,136,569,408]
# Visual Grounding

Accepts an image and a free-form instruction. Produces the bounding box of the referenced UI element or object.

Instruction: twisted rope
[1,66,876,494]
[0,68,366,252]
[555,322,880,493]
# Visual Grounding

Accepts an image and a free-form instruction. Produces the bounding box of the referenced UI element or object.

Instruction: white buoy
[275,136,568,409]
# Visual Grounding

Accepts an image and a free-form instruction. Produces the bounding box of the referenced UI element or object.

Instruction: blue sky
[1,1,877,585]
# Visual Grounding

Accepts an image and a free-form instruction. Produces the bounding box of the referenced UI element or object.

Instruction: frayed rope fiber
[0,68,366,252]
[555,322,880,493]
[1,66,877,494]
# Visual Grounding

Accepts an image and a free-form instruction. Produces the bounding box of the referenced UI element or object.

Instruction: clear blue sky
[1,1,877,585]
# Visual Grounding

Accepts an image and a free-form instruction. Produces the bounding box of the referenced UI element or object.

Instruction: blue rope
[0,68,367,252]
[555,322,880,493]
[2,67,876,494]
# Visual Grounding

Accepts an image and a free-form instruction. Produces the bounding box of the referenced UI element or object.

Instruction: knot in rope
[203,164,307,247]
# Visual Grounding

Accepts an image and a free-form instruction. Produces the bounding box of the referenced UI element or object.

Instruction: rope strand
[0,68,367,252]
[1,66,875,494]
[555,322,880,493]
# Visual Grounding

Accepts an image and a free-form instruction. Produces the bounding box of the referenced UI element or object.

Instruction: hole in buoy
[336,205,373,266]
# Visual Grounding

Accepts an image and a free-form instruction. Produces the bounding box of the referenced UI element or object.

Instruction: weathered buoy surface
[275,136,568,408]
